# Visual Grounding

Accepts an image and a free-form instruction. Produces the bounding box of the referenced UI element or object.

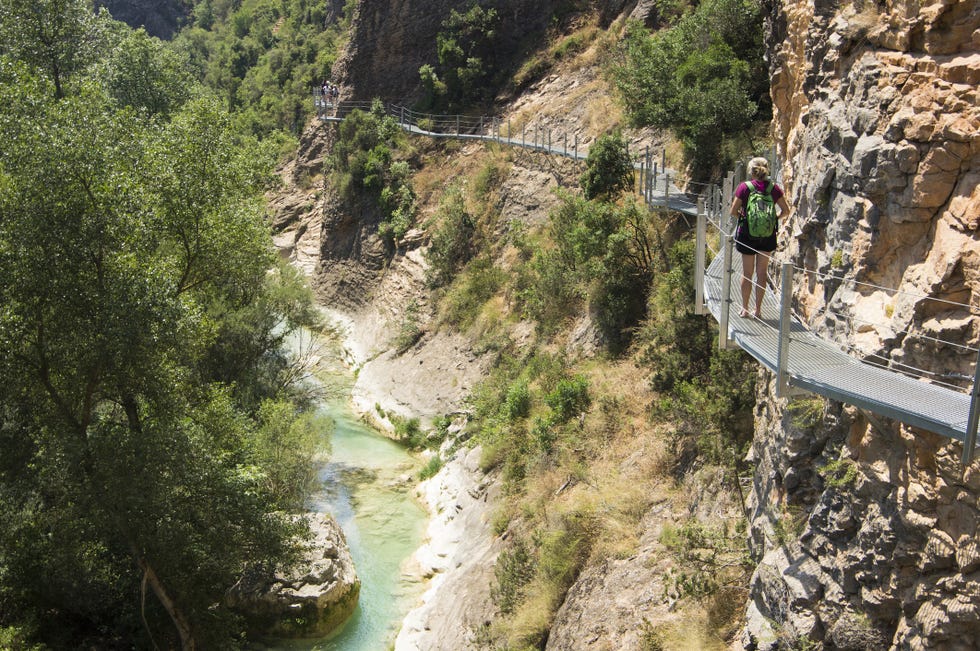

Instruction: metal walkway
[701,252,975,445]
[313,94,980,464]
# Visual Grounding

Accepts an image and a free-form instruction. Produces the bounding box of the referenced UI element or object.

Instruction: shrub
[328,101,416,246]
[819,457,858,489]
[419,455,444,480]
[580,130,634,200]
[392,414,426,449]
[544,375,591,424]
[505,380,532,420]
[442,256,504,329]
[393,300,423,353]
[639,238,755,463]
[426,185,476,287]
[491,539,535,614]
[611,0,768,179]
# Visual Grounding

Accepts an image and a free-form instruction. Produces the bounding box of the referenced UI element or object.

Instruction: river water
[272,328,428,651]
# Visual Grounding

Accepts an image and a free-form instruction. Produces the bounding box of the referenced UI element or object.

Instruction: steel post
[719,228,734,349]
[695,198,706,316]
[777,263,794,398]
[963,348,980,464]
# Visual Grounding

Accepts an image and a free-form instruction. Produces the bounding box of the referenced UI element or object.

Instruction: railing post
[639,161,645,195]
[664,173,670,209]
[722,171,735,233]
[777,262,794,398]
[644,147,650,200]
[963,349,980,464]
[661,149,666,174]
[647,159,653,201]
[695,197,706,316]
[719,227,735,350]
[400,106,405,125]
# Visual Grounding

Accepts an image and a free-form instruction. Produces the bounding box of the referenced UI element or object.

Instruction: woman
[729,157,791,318]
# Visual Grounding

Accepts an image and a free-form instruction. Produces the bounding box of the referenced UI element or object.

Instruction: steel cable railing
[695,178,980,463]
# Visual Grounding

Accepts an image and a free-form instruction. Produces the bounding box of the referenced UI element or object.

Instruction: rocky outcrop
[396,444,502,650]
[333,0,566,101]
[745,0,980,648]
[226,513,360,639]
[94,0,189,39]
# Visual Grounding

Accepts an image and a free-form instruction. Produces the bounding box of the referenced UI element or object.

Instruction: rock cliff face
[94,0,190,39]
[745,0,979,647]
[332,0,630,101]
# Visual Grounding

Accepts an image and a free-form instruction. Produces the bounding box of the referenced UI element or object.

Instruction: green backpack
[745,181,777,238]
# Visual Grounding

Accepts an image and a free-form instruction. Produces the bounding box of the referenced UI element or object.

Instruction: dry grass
[648,606,731,651]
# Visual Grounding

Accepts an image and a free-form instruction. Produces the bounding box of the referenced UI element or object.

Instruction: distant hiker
[729,156,790,318]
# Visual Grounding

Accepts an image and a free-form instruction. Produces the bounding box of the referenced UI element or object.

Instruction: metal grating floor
[704,255,973,442]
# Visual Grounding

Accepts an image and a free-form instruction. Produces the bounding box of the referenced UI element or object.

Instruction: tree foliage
[519,193,656,351]
[611,0,768,178]
[419,4,500,111]
[637,240,756,463]
[580,131,634,200]
[172,0,354,134]
[0,4,323,647]
[0,0,109,99]
[328,100,417,246]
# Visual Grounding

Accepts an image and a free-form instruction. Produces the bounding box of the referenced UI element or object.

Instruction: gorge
[270,0,979,648]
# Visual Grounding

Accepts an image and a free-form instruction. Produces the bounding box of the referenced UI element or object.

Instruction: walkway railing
[693,174,980,464]
[313,93,980,465]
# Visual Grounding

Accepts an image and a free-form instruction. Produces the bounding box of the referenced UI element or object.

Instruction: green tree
[611,0,767,178]
[171,0,354,135]
[0,0,108,99]
[520,194,655,348]
[580,131,634,200]
[101,27,196,116]
[329,101,417,247]
[421,4,500,110]
[0,58,318,648]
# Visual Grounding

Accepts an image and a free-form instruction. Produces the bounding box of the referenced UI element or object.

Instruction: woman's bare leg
[740,254,754,317]
[754,251,770,316]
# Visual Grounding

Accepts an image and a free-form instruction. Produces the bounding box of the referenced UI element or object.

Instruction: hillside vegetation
[0,1,332,647]
[314,4,771,645]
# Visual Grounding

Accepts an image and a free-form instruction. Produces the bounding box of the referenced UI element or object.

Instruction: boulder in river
[226,513,360,638]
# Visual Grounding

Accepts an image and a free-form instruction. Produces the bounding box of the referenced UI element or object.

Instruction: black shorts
[734,219,776,254]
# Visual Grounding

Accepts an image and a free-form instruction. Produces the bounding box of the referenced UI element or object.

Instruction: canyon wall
[332,0,631,101]
[745,0,979,647]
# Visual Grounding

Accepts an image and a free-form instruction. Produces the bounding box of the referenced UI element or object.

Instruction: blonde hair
[748,157,770,180]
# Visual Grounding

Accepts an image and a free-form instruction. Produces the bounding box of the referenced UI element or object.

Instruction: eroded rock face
[226,513,360,639]
[94,0,189,39]
[333,0,594,101]
[747,0,980,648]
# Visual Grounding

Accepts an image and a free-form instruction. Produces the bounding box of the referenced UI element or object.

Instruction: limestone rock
[94,0,189,39]
[333,0,566,102]
[751,0,980,646]
[226,513,360,639]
